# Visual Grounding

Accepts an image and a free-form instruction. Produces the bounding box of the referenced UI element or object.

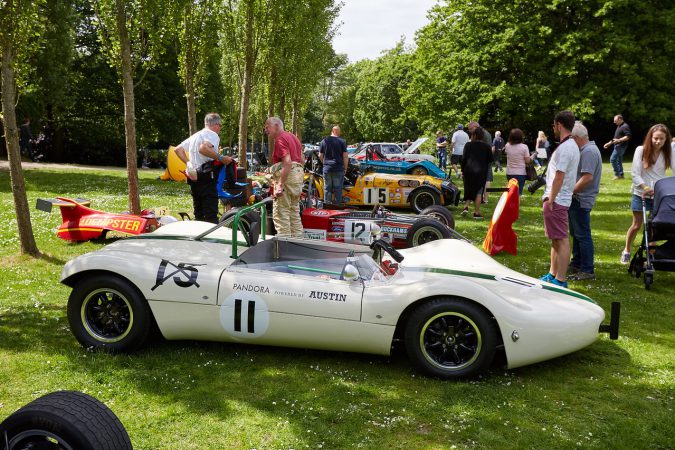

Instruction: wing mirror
[342,264,360,282]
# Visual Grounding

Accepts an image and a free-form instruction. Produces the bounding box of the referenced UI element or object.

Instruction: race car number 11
[364,187,387,204]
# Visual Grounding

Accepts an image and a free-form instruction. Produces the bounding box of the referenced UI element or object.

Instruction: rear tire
[406,219,452,247]
[420,205,455,229]
[67,275,152,352]
[409,187,440,213]
[404,298,497,379]
[409,166,428,176]
[0,391,132,450]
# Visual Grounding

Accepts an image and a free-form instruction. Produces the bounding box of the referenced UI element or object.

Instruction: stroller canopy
[650,176,675,241]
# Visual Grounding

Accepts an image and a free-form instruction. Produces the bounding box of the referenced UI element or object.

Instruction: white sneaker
[620,251,630,265]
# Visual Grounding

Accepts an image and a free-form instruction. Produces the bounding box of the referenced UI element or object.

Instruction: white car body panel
[61,221,606,371]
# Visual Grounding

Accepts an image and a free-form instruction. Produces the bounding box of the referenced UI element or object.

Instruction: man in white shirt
[539,110,580,288]
[451,124,469,179]
[175,113,232,223]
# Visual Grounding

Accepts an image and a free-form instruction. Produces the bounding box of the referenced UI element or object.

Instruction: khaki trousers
[273,164,304,238]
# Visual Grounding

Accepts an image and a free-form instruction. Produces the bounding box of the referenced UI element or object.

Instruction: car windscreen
[381,145,402,155]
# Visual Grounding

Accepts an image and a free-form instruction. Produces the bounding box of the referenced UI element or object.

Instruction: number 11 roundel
[220,291,270,338]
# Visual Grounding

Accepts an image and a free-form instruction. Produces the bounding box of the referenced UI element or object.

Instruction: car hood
[403,137,428,154]
[397,239,595,303]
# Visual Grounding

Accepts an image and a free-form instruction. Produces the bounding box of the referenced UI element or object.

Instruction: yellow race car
[305,152,461,213]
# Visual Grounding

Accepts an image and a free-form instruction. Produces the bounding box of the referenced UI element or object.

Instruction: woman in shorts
[621,123,674,264]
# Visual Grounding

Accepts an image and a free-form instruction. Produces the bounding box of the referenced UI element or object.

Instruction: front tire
[67,275,152,352]
[405,219,452,247]
[409,187,440,213]
[404,298,497,379]
[420,205,455,229]
[0,391,132,450]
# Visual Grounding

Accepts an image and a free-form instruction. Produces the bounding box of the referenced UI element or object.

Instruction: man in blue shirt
[319,125,348,205]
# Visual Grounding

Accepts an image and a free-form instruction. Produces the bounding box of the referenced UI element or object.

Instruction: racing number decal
[151,259,204,291]
[220,291,269,338]
[364,187,388,205]
[234,299,255,332]
[344,220,369,244]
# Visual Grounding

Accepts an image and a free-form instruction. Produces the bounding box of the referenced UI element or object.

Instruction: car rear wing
[36,197,91,213]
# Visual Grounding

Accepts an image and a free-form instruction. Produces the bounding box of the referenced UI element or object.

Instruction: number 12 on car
[364,187,388,205]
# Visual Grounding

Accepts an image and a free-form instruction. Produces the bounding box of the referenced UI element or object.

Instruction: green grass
[0,163,673,449]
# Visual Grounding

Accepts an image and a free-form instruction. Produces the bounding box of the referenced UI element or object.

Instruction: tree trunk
[1,39,39,256]
[292,94,301,139]
[184,10,198,135]
[267,66,276,162]
[278,93,285,124]
[116,0,140,215]
[237,0,255,169]
[185,58,198,135]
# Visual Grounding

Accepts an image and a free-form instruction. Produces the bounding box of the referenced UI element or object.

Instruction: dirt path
[0,159,155,172]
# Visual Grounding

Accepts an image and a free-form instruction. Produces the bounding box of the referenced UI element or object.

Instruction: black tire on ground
[404,298,498,379]
[405,219,452,247]
[0,390,133,450]
[67,275,152,352]
[644,272,653,290]
[419,205,455,229]
[409,166,428,176]
[409,187,441,213]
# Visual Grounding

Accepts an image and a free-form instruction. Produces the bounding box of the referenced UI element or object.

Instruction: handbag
[525,162,538,181]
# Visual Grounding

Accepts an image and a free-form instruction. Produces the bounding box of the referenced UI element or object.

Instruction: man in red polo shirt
[264,116,304,237]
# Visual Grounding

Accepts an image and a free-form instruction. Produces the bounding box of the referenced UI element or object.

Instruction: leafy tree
[322,59,365,143]
[90,0,172,214]
[353,43,420,141]
[404,0,675,135]
[0,0,46,256]
[221,0,271,167]
[173,0,222,135]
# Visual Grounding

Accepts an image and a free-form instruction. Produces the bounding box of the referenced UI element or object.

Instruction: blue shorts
[631,194,654,212]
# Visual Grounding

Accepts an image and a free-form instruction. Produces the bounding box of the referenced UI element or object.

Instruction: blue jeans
[506,174,527,195]
[568,198,594,273]
[609,146,626,176]
[324,170,344,204]
[437,149,447,170]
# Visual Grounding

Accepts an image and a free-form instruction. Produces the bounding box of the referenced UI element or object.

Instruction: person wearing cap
[174,112,230,223]
[450,124,469,179]
[436,130,448,172]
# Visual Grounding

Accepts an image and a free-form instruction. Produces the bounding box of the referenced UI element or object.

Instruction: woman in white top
[534,131,550,167]
[621,124,674,264]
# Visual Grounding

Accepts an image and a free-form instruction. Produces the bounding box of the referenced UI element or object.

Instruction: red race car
[223,197,458,249]
[36,197,177,242]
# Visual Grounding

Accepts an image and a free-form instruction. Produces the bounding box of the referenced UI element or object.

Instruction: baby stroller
[628,176,675,289]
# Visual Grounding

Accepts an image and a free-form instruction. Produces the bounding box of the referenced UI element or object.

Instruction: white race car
[61,206,619,379]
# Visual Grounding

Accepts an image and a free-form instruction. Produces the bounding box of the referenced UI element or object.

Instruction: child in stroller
[628,176,675,289]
